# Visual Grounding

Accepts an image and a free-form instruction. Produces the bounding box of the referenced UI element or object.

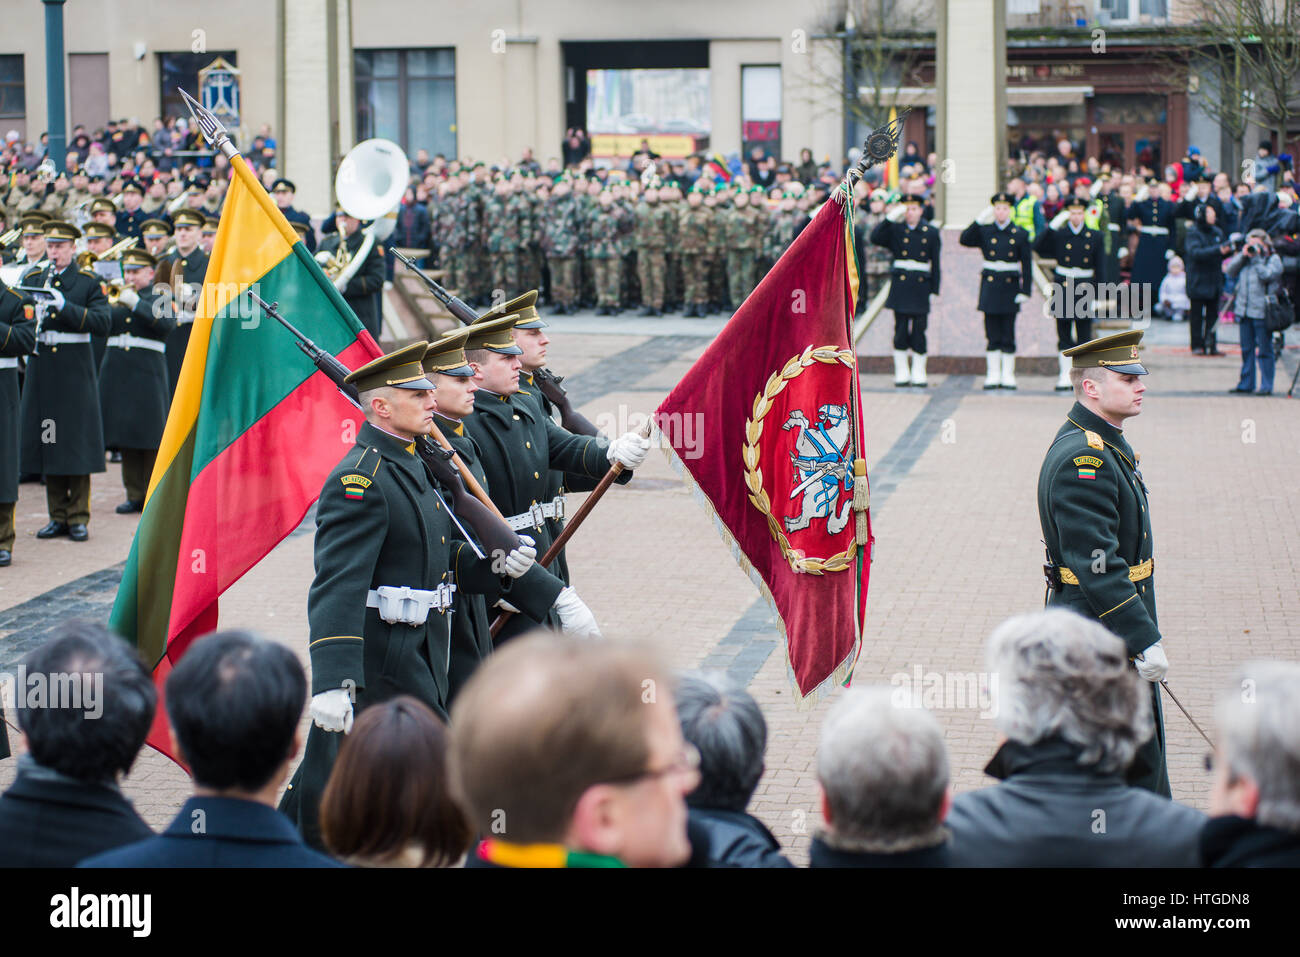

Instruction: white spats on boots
[893,350,910,387]
[983,351,1000,390]
[1055,352,1072,391]
[910,353,928,387]
[1000,352,1018,390]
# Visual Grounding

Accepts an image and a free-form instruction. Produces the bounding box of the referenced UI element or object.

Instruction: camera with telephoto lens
[1226,233,1246,253]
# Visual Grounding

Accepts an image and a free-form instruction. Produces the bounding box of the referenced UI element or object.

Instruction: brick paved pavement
[2,312,1298,865]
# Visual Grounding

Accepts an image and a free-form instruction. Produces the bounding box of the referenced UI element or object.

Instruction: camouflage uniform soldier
[522,177,545,297]
[448,180,478,303]
[486,179,526,302]
[677,184,712,317]
[723,188,764,309]
[661,183,683,310]
[584,189,632,315]
[466,164,492,305]
[765,189,810,274]
[576,179,598,309]
[634,184,673,315]
[614,183,638,309]
[704,187,729,314]
[541,180,582,314]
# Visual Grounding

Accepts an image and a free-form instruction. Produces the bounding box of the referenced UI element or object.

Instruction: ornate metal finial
[848,108,912,184]
[178,87,239,161]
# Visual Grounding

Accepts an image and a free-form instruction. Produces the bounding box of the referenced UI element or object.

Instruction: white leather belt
[1107,223,1120,231]
[366,583,456,624]
[37,332,91,345]
[1139,225,1169,235]
[1055,266,1095,279]
[107,333,167,352]
[982,260,1023,272]
[0,357,17,369]
[892,259,932,272]
[504,495,566,531]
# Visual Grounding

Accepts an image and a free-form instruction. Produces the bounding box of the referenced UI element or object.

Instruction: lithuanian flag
[109,153,381,759]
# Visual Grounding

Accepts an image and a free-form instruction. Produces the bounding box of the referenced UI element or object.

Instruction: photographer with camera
[1226,229,1284,395]
[1184,203,1229,355]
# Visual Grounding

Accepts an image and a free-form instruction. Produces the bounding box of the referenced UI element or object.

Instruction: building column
[935,0,1005,225]
[282,0,349,217]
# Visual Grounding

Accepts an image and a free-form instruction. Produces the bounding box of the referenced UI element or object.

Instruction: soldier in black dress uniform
[0,279,36,566]
[318,208,385,340]
[157,209,210,397]
[19,221,112,541]
[278,342,540,849]
[869,195,942,387]
[270,179,315,253]
[113,181,149,240]
[1036,197,1104,391]
[99,249,176,512]
[960,192,1033,390]
[1126,178,1176,322]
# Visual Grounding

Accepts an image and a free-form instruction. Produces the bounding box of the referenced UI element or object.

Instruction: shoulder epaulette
[352,446,383,477]
[79,269,99,279]
[1085,430,1104,450]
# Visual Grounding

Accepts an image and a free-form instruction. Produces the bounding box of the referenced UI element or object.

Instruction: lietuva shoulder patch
[1085,430,1104,451]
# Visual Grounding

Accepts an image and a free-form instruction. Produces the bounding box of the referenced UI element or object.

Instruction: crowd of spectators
[1,611,1297,869]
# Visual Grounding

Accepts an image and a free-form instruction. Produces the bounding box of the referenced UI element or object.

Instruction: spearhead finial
[178,87,238,161]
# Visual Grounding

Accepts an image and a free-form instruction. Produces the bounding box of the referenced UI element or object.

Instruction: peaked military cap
[121,249,158,270]
[422,327,476,378]
[270,178,297,193]
[172,209,206,229]
[899,194,924,205]
[1064,196,1088,210]
[43,221,81,242]
[202,215,220,232]
[1064,329,1148,376]
[991,191,1015,205]
[477,289,545,329]
[289,219,311,239]
[20,215,48,236]
[464,314,523,355]
[344,341,437,392]
[89,198,117,215]
[140,218,173,238]
[120,181,144,196]
[82,221,116,241]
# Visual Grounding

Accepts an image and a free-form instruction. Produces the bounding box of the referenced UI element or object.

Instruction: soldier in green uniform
[19,221,112,542]
[422,327,600,699]
[99,249,175,513]
[279,341,540,849]
[158,208,210,396]
[1038,330,1169,797]
[704,185,729,314]
[0,278,36,567]
[462,313,648,643]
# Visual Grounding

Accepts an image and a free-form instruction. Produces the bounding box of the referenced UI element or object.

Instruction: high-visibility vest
[1084,201,1102,231]
[1013,196,1037,240]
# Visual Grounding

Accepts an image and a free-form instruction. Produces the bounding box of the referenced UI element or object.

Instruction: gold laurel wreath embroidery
[743,346,858,575]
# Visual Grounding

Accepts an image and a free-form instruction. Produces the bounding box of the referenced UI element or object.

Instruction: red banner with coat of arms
[654,192,872,704]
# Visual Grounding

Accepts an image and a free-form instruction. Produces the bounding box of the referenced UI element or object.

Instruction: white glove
[1014,293,1029,304]
[1134,642,1168,683]
[975,206,995,226]
[47,289,66,313]
[503,534,536,578]
[554,586,602,639]
[314,249,333,266]
[494,598,521,614]
[606,431,650,470]
[1165,248,1175,260]
[310,687,354,733]
[1117,246,1128,260]
[117,287,139,309]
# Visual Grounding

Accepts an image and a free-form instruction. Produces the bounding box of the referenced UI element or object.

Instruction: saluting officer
[960,192,1034,390]
[279,342,540,849]
[870,195,942,387]
[421,329,600,701]
[318,207,385,340]
[462,313,649,644]
[1036,196,1104,391]
[19,221,112,542]
[1038,330,1169,797]
[157,208,210,396]
[0,278,36,567]
[99,249,176,513]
